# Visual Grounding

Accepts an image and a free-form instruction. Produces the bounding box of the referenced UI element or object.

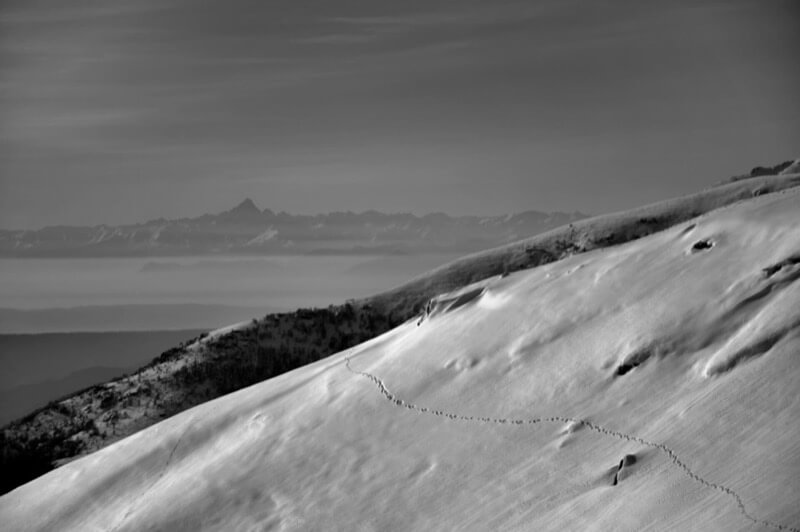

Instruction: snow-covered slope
[2,189,800,531]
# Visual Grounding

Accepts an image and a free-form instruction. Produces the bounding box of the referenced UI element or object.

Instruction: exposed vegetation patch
[724,160,796,184]
[762,254,800,278]
[0,303,404,495]
[691,239,714,252]
[748,161,795,178]
[615,348,655,377]
[615,362,639,376]
[611,454,638,486]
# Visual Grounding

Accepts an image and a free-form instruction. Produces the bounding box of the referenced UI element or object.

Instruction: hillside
[1,171,799,495]
[366,170,800,316]
[2,175,799,530]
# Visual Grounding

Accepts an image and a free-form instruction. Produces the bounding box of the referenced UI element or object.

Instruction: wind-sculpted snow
[109,424,191,532]
[344,353,800,532]
[2,185,799,531]
[704,255,800,376]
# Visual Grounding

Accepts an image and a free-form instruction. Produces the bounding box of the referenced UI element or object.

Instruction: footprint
[344,354,800,532]
[444,356,480,372]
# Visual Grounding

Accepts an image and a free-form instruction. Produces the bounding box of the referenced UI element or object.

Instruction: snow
[185,320,253,350]
[2,189,800,531]
[780,159,800,175]
[245,227,278,246]
[151,225,167,241]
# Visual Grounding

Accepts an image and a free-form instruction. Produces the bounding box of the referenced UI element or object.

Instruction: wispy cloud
[293,33,378,46]
[328,2,557,29]
[0,2,179,26]
[1,0,798,229]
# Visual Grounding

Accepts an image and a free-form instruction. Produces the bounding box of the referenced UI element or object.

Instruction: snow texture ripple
[344,353,799,532]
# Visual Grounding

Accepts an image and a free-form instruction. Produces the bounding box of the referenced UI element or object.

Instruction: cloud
[328,2,554,29]
[294,33,378,46]
[0,2,175,25]
[1,0,798,229]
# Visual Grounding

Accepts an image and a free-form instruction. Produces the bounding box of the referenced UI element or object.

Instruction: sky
[1,0,798,229]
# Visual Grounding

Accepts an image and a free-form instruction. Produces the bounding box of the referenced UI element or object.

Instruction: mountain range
[0,200,587,257]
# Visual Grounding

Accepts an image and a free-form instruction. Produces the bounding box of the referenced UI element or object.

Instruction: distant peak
[224,198,262,216]
[235,198,259,211]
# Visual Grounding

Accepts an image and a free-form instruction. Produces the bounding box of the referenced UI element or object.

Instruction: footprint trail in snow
[344,353,799,532]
